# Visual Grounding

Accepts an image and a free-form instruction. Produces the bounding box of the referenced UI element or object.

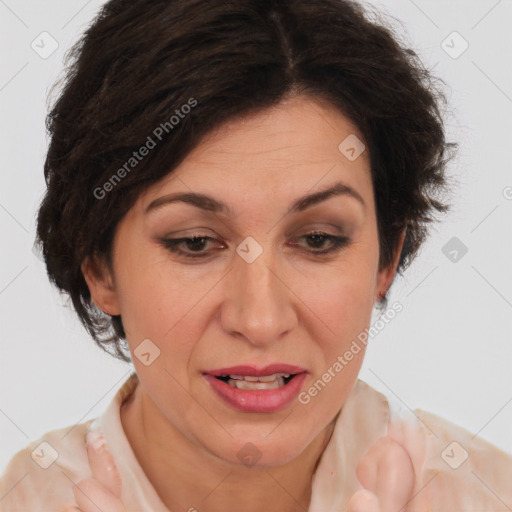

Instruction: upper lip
[204,364,307,377]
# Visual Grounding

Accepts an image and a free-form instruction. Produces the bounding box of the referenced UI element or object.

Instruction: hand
[347,435,415,512]
[72,428,127,512]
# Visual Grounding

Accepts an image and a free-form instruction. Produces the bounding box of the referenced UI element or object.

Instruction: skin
[71,431,415,512]
[81,94,408,512]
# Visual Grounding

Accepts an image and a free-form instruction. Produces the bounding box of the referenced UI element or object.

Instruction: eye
[157,231,351,260]
[159,235,223,258]
[292,231,351,255]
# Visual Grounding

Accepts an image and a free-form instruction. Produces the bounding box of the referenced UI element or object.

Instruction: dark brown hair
[36,0,456,362]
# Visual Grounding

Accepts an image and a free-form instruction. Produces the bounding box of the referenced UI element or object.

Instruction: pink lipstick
[203,364,308,413]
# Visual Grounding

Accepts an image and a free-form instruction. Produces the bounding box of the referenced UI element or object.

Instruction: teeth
[257,374,279,383]
[228,376,285,390]
[216,373,294,389]
[226,372,291,382]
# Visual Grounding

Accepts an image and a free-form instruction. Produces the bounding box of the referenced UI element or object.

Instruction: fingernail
[88,418,101,431]
[85,428,106,452]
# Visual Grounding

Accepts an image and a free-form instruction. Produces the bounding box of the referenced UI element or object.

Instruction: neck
[120,382,337,512]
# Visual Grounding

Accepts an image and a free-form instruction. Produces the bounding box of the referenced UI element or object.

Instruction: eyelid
[159,224,347,245]
[157,230,352,260]
[287,221,351,239]
[151,209,354,236]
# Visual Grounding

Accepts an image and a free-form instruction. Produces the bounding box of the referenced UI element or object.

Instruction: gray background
[1,0,511,474]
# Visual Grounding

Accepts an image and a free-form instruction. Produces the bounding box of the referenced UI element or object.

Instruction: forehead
[137,95,373,218]
[188,95,367,167]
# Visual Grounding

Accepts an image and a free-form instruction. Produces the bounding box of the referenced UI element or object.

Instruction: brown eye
[159,231,350,261]
[294,232,351,255]
[160,235,223,258]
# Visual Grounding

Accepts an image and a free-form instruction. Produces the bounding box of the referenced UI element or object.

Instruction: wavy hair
[36,0,457,361]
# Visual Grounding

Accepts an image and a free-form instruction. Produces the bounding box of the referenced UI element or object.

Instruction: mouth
[214,372,296,390]
[202,364,308,413]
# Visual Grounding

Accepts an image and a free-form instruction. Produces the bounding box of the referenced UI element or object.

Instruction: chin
[213,432,311,469]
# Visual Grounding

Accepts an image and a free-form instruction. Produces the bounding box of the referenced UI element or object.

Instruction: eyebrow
[145,180,365,216]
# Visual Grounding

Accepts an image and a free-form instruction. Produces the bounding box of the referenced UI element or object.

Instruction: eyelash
[159,231,351,259]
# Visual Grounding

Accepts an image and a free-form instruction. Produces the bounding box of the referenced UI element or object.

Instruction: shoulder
[0,419,93,511]
[385,401,512,510]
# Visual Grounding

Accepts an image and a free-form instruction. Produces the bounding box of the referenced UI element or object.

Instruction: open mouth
[204,368,308,412]
[215,373,296,390]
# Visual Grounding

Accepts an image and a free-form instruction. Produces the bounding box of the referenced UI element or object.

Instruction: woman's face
[84,94,402,467]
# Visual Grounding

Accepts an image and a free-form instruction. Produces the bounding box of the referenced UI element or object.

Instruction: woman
[1,0,511,511]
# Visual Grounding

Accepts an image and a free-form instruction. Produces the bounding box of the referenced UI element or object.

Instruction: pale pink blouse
[1,372,512,511]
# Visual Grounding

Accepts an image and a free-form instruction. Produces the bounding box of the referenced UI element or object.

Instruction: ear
[81,255,121,316]
[375,227,407,302]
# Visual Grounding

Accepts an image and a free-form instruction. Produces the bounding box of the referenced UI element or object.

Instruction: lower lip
[203,373,308,413]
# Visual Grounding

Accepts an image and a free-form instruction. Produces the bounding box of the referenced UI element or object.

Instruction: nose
[220,243,297,347]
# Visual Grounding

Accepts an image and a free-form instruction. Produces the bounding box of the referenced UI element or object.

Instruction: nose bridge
[222,238,294,344]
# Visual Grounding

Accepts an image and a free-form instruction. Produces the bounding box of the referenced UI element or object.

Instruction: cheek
[114,251,219,381]
[295,257,376,340]
[299,275,373,413]
[337,271,375,328]
[113,249,191,347]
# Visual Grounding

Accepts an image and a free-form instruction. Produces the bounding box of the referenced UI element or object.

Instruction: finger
[85,428,122,498]
[373,437,414,512]
[74,478,126,512]
[347,489,381,512]
[356,436,414,512]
